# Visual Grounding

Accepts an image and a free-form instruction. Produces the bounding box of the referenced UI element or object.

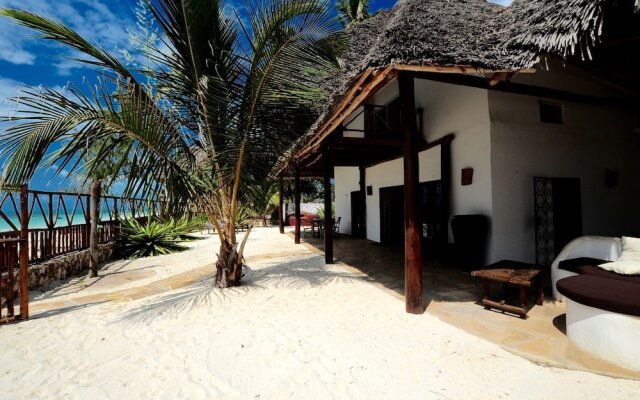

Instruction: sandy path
[1,227,638,399]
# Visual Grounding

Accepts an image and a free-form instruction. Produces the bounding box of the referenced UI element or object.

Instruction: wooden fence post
[19,184,29,320]
[48,193,53,257]
[88,180,101,278]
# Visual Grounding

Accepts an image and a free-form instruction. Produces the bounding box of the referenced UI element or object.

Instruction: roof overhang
[274,64,533,177]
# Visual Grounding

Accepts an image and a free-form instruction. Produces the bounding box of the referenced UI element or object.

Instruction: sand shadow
[119,254,367,324]
[118,279,218,326]
[242,255,369,290]
[33,259,138,300]
[553,313,567,334]
[31,300,110,319]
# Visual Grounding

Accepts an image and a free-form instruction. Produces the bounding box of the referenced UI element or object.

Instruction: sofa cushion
[577,265,640,284]
[599,260,640,275]
[558,257,607,274]
[556,275,640,317]
[619,236,640,262]
[599,237,640,275]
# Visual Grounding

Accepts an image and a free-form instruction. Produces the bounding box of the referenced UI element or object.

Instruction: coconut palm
[336,0,372,27]
[0,0,342,288]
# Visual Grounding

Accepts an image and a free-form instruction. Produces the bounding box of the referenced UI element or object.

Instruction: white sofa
[564,298,640,371]
[550,236,621,301]
[552,236,640,371]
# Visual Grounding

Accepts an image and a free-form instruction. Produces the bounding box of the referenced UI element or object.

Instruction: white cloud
[489,0,514,5]
[0,40,35,65]
[0,76,23,116]
[0,0,135,73]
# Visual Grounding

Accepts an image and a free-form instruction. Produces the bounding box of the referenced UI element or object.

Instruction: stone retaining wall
[27,243,115,290]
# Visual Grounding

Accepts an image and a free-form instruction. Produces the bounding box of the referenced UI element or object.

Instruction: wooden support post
[439,140,452,251]
[88,180,101,278]
[278,176,285,234]
[294,167,301,244]
[399,72,424,314]
[19,184,29,320]
[323,151,333,264]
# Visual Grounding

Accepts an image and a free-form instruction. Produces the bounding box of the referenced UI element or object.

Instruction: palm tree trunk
[215,238,243,288]
[215,225,252,288]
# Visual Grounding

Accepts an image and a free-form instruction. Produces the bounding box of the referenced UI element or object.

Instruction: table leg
[536,274,544,306]
[519,285,527,319]
[483,280,490,309]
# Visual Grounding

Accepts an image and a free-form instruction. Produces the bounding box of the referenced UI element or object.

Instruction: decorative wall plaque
[461,168,473,186]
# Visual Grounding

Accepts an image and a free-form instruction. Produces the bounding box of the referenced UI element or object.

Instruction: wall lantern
[461,168,474,186]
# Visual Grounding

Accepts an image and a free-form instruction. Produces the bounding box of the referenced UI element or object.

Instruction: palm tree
[0,0,342,288]
[336,0,372,27]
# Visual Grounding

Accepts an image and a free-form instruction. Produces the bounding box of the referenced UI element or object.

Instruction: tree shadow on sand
[119,254,368,325]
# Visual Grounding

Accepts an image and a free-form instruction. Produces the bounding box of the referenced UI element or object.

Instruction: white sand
[1,227,638,399]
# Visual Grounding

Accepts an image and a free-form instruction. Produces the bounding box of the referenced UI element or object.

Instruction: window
[363,97,401,138]
[539,101,564,124]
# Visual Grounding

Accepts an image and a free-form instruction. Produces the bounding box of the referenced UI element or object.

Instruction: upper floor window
[364,97,401,138]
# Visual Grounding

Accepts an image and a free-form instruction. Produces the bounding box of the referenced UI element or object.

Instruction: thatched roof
[274,0,640,175]
[500,0,639,68]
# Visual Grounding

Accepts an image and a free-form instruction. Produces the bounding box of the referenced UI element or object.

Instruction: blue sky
[0,0,512,190]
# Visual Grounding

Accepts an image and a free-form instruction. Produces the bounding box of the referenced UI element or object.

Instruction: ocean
[0,208,145,232]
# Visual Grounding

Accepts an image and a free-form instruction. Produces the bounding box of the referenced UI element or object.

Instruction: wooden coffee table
[471,260,543,319]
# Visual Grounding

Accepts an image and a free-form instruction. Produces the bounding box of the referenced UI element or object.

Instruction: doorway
[380,185,405,247]
[379,181,445,250]
[534,177,583,265]
[350,190,365,238]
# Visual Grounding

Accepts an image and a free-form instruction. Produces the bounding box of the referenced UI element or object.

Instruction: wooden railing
[0,184,164,321]
[0,237,20,319]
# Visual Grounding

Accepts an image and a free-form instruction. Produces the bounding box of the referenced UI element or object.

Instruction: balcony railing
[341,99,421,140]
[342,103,399,139]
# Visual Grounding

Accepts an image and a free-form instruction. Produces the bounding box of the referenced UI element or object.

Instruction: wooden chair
[318,217,340,239]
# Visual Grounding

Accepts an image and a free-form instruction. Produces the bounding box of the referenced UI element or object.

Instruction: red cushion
[558,257,607,273]
[556,275,640,316]
[577,265,640,284]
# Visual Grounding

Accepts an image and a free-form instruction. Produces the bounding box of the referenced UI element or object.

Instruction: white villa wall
[489,65,640,262]
[334,167,360,234]
[414,80,493,223]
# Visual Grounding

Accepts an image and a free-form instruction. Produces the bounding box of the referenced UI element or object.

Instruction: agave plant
[116,217,196,258]
[0,0,342,288]
[166,217,206,240]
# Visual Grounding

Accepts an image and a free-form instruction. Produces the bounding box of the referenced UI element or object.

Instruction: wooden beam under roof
[410,71,639,106]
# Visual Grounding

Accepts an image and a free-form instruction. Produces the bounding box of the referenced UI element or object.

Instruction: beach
[1,227,639,399]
